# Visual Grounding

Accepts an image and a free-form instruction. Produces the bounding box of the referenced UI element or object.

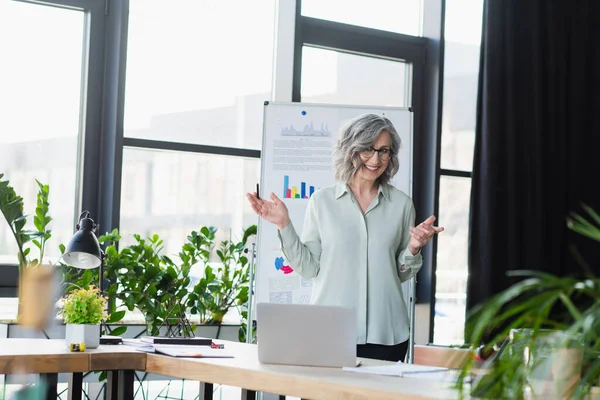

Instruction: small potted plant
[61,286,106,349]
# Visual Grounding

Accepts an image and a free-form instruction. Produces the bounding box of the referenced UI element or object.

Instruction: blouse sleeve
[277,195,321,279]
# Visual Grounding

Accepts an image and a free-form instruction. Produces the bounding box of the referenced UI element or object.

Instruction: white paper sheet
[343,361,449,379]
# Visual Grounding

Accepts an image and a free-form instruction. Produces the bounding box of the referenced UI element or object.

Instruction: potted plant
[61,286,107,349]
[0,174,53,316]
[457,205,600,399]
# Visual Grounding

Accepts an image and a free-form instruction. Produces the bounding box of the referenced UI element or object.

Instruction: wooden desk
[0,339,145,400]
[145,341,459,400]
[0,339,89,400]
[1,339,464,400]
[414,345,471,369]
[0,339,88,374]
[87,344,146,371]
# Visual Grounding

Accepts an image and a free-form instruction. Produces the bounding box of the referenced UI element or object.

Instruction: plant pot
[509,329,584,399]
[65,324,100,349]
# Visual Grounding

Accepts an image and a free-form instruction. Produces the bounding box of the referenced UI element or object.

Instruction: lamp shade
[64,216,102,269]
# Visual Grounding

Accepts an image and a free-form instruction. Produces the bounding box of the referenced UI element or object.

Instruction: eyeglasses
[359,146,392,160]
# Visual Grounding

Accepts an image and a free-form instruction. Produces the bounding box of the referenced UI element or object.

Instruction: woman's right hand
[246,192,291,230]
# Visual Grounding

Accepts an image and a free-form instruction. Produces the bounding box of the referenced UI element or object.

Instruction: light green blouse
[278,182,423,345]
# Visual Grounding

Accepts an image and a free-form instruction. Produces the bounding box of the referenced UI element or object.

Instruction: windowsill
[0,298,242,326]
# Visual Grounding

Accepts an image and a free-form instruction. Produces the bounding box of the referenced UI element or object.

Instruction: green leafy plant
[457,205,600,399]
[60,224,256,340]
[186,225,256,325]
[238,309,257,343]
[31,180,51,266]
[0,173,29,268]
[1,174,54,317]
[0,174,51,270]
[61,286,107,325]
[101,230,191,336]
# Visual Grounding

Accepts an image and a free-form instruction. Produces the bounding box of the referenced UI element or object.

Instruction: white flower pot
[65,324,100,349]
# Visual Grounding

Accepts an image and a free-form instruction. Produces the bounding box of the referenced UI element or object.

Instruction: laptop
[256,302,357,368]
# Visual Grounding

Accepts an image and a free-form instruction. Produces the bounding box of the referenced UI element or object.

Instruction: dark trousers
[357,340,409,362]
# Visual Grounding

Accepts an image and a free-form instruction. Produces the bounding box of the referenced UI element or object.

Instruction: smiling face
[356,130,391,183]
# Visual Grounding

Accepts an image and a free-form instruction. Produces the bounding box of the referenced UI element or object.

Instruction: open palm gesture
[246,192,291,230]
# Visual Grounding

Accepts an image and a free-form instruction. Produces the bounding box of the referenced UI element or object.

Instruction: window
[433,0,484,345]
[301,46,408,107]
[440,0,484,171]
[120,0,274,267]
[434,176,471,344]
[0,1,84,264]
[302,0,423,36]
[123,0,276,150]
[119,148,260,257]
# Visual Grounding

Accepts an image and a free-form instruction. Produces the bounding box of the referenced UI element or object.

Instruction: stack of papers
[121,339,155,352]
[121,339,233,358]
[344,361,451,381]
[152,345,233,358]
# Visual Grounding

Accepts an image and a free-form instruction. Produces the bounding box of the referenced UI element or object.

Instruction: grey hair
[333,113,401,185]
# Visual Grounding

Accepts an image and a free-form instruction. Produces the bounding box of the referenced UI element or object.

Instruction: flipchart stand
[245,241,417,363]
[407,275,416,363]
[245,242,257,344]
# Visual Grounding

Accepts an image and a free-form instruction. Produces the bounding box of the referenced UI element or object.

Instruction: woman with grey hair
[246,113,443,362]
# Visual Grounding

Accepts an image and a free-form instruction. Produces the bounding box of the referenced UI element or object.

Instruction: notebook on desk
[140,336,212,346]
[256,303,357,368]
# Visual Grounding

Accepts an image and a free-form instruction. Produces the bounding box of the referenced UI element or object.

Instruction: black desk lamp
[64,211,104,275]
[63,211,120,344]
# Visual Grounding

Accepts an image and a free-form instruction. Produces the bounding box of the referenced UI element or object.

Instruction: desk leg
[106,371,119,400]
[121,370,134,400]
[40,373,57,400]
[106,370,134,400]
[241,389,256,400]
[68,372,83,400]
[199,382,213,400]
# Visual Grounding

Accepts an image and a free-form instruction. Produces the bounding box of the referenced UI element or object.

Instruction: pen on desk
[256,183,260,199]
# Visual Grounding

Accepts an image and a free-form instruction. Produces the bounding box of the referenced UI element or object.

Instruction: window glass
[120,148,260,258]
[302,0,422,36]
[434,176,471,345]
[123,0,276,150]
[301,46,408,107]
[439,0,484,171]
[0,1,84,265]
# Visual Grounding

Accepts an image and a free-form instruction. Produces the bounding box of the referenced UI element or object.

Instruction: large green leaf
[110,326,127,337]
[0,174,28,266]
[106,310,126,324]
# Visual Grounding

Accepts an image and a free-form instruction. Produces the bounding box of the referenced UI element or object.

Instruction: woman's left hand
[409,215,444,255]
